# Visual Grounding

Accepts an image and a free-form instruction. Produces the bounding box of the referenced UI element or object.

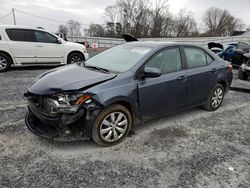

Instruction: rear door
[183,47,217,106]
[5,29,36,64]
[137,47,188,119]
[34,30,64,64]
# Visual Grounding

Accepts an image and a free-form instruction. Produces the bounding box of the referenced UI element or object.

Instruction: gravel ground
[0,66,250,188]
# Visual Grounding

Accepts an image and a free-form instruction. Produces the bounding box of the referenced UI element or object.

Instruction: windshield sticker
[131,48,151,54]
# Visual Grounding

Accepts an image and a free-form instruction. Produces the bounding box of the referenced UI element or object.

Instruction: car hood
[28,64,117,95]
[65,41,85,48]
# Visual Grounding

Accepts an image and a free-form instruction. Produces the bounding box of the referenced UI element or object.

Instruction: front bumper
[25,100,86,139]
[84,52,89,60]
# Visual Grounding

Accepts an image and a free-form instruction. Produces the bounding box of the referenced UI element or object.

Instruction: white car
[0,25,89,72]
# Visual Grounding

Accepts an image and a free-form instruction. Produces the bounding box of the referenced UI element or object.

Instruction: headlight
[47,93,91,114]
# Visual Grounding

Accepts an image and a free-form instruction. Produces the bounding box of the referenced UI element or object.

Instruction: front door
[34,30,63,64]
[137,47,187,119]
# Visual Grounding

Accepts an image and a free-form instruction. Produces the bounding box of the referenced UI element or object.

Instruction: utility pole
[12,8,16,25]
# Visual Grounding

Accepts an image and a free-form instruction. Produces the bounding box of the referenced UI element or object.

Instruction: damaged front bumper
[241,63,250,72]
[25,96,100,141]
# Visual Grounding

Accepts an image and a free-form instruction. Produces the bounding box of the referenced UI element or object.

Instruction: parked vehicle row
[208,41,250,81]
[0,25,89,72]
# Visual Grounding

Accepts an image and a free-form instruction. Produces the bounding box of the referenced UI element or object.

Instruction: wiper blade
[84,65,110,73]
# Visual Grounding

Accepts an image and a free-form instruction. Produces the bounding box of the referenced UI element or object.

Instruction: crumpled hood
[28,64,116,95]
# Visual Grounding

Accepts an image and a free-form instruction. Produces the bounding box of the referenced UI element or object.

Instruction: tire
[238,67,249,80]
[92,104,132,147]
[203,84,225,111]
[0,53,11,72]
[67,52,84,64]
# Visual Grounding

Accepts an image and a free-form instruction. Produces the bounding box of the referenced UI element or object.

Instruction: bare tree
[105,5,118,23]
[203,7,244,36]
[173,9,197,37]
[88,24,105,37]
[150,0,169,37]
[57,24,68,35]
[67,20,82,36]
[131,0,151,37]
[104,0,152,37]
[116,0,137,34]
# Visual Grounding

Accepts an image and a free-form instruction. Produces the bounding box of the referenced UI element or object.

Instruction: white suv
[0,25,89,72]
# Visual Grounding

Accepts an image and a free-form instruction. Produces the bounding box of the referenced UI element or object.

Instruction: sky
[0,0,250,34]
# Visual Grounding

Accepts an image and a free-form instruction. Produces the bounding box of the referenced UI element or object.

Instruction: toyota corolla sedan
[24,42,233,146]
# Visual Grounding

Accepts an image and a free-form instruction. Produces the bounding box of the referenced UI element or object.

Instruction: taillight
[227,64,233,71]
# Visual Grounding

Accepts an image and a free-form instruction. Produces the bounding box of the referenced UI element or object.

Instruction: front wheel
[92,104,132,147]
[0,53,11,72]
[203,84,225,111]
[67,53,84,64]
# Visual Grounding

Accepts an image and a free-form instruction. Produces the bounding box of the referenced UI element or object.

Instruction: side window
[35,31,58,43]
[184,48,207,69]
[145,48,182,74]
[205,53,214,64]
[6,29,36,42]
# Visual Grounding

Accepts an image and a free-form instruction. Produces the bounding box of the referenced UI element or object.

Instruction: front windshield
[84,43,152,73]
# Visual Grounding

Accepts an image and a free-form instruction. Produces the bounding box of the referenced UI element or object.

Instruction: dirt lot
[0,67,250,188]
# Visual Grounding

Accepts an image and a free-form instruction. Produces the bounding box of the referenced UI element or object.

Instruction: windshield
[84,44,152,73]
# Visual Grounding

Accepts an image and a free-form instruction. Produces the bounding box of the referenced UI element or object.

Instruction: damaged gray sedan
[24,42,233,146]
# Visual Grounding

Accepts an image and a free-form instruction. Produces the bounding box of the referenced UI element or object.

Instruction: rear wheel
[0,53,11,72]
[67,52,84,64]
[92,104,132,147]
[238,67,249,80]
[203,84,225,111]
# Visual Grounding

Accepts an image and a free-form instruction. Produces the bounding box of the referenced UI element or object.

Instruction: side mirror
[143,67,161,78]
[57,39,62,44]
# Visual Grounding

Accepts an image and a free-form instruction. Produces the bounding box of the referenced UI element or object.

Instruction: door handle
[176,75,187,81]
[37,45,44,47]
[210,68,217,73]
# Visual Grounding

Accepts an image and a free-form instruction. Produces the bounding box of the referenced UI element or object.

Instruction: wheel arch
[217,80,227,90]
[0,50,14,64]
[103,98,140,126]
[67,50,85,63]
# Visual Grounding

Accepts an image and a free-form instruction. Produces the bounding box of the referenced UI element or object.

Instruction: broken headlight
[47,93,91,114]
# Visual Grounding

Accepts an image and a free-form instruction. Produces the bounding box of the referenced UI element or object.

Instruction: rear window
[184,47,207,69]
[6,29,36,42]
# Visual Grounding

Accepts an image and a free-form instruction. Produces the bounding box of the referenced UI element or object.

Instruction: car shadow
[45,106,203,150]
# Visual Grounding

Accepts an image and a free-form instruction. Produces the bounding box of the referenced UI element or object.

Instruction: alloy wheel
[0,56,7,70]
[71,55,82,63]
[211,87,223,108]
[100,112,128,143]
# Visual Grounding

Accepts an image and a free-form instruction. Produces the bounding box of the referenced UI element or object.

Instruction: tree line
[58,0,246,38]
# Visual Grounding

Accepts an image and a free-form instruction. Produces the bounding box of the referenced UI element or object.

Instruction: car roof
[0,25,47,32]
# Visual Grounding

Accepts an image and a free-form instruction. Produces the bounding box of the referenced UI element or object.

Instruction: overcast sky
[0,0,250,34]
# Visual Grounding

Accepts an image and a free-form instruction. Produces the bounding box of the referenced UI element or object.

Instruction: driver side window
[35,31,58,43]
[145,48,182,74]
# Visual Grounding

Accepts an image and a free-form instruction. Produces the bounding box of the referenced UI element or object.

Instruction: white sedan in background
[0,25,89,72]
